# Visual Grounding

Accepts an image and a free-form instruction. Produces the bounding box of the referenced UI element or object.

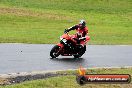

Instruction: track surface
[0,44,132,74]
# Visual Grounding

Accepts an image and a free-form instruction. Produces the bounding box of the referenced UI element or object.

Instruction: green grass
[0,67,132,88]
[0,0,131,44]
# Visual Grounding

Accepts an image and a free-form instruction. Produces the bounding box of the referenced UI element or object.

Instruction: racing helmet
[79,20,86,28]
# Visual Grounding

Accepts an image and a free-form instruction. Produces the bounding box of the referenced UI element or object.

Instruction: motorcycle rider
[64,20,90,48]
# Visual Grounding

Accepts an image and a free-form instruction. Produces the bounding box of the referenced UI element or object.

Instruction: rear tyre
[74,45,86,58]
[50,45,61,58]
[74,55,80,58]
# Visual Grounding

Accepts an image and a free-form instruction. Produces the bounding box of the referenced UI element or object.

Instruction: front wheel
[50,45,61,58]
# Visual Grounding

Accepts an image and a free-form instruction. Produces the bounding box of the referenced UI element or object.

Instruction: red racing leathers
[66,24,90,46]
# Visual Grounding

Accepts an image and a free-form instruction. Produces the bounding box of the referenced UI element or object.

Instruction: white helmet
[79,20,86,27]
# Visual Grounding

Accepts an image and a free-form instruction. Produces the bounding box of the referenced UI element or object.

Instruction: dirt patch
[0,7,71,20]
[0,71,72,86]
[0,78,10,85]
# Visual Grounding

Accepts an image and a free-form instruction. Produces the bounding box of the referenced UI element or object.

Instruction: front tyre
[50,45,61,58]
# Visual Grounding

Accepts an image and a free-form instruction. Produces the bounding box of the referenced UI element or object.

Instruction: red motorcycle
[50,30,90,58]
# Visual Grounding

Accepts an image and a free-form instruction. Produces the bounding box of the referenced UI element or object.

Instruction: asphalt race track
[0,44,132,74]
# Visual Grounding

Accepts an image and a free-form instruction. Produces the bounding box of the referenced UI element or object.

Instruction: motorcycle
[50,30,90,58]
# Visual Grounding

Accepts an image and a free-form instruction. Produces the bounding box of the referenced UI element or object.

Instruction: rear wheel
[74,45,86,58]
[50,45,61,58]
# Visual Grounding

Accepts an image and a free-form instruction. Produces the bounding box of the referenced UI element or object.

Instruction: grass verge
[0,67,132,88]
[0,0,131,44]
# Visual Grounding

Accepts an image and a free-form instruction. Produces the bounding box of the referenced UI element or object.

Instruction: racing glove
[79,37,86,41]
[64,29,69,34]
